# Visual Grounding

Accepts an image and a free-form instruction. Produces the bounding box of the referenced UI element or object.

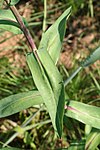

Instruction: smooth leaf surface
[37,8,71,136]
[39,7,71,64]
[0,9,22,34]
[0,19,22,34]
[9,0,20,5]
[65,101,100,129]
[0,9,16,20]
[85,129,100,150]
[0,90,43,118]
[26,52,65,137]
[81,46,100,67]
[37,49,65,137]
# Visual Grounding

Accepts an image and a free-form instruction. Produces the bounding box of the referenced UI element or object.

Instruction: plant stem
[42,0,47,33]
[64,66,82,87]
[5,0,40,61]
[23,119,51,131]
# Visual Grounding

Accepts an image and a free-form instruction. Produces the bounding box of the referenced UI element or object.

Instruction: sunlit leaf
[36,7,71,136]
[0,19,22,34]
[39,7,71,64]
[27,52,65,137]
[65,101,100,129]
[0,9,22,34]
[0,90,43,118]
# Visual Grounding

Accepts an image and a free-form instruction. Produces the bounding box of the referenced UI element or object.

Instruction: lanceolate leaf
[39,7,71,64]
[81,46,100,67]
[37,49,65,137]
[36,8,71,136]
[65,101,100,129]
[26,52,65,137]
[0,90,43,118]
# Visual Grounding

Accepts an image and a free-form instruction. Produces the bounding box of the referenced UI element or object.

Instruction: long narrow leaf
[39,7,71,64]
[26,53,58,133]
[0,90,43,118]
[26,52,64,137]
[65,101,100,129]
[37,8,71,137]
[81,46,100,67]
[37,49,65,137]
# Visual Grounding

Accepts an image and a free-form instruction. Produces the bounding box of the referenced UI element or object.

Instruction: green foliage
[0,147,21,150]
[85,129,100,150]
[0,1,99,149]
[65,101,100,129]
[81,47,100,67]
[26,52,64,137]
[0,90,42,118]
[9,0,20,6]
[39,7,71,64]
[0,9,22,34]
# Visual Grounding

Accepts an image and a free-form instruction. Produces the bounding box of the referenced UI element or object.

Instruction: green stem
[89,0,94,17]
[24,119,51,131]
[42,0,47,33]
[64,66,82,87]
[5,0,40,61]
[3,107,42,147]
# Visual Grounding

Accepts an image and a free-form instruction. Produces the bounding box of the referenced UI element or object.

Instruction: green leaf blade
[65,101,100,129]
[39,7,71,64]
[37,49,65,137]
[0,90,43,118]
[9,0,20,5]
[26,52,65,137]
[0,9,22,34]
[81,46,100,67]
[26,53,58,133]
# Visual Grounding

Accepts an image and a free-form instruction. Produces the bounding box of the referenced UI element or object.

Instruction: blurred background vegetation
[0,0,100,149]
